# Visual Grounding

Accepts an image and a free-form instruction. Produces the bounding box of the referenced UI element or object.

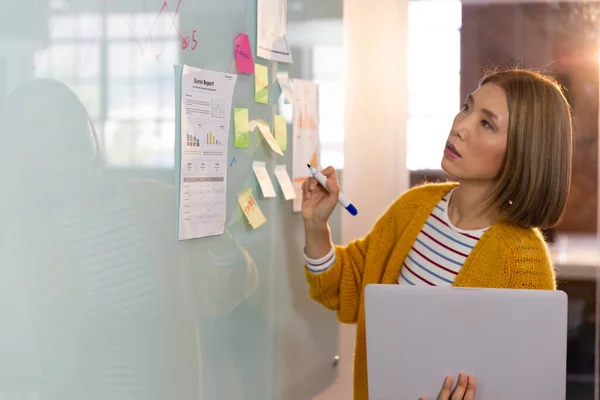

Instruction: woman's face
[441,82,510,182]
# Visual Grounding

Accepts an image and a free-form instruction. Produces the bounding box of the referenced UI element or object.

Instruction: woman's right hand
[301,166,340,226]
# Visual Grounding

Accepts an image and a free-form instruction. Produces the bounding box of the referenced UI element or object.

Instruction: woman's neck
[448,181,500,230]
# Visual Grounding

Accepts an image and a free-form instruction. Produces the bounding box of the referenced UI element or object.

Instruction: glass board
[0,0,341,399]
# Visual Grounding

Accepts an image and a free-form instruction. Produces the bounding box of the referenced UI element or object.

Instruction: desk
[550,234,600,281]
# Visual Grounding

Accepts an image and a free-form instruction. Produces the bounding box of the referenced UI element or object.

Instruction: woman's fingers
[463,376,476,400]
[303,166,339,197]
[450,373,468,400]
[450,373,476,400]
[301,179,310,200]
[437,376,453,400]
[321,166,338,183]
[302,177,329,202]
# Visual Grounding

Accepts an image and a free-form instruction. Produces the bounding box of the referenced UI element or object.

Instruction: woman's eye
[461,103,469,112]
[481,120,492,129]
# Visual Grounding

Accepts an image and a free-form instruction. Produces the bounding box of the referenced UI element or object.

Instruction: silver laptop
[364,284,567,400]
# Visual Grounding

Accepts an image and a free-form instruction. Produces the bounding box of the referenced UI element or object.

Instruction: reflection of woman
[301,69,572,399]
[0,79,258,400]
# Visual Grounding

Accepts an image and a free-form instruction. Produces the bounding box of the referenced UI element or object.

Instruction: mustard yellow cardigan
[304,182,556,400]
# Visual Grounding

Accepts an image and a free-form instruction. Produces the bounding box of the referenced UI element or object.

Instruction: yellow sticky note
[273,115,287,152]
[238,188,267,229]
[254,64,268,104]
[251,119,284,156]
[234,108,249,148]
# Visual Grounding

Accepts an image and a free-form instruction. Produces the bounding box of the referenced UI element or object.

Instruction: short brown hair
[480,68,572,229]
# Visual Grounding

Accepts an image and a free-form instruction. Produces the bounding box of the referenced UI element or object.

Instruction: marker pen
[307,164,358,216]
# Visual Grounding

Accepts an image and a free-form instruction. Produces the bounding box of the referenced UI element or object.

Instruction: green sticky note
[254,64,268,104]
[234,108,249,148]
[273,114,287,152]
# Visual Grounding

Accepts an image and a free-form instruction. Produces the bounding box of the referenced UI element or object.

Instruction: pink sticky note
[234,34,255,74]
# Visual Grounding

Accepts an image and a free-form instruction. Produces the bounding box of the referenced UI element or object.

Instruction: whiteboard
[0,1,340,399]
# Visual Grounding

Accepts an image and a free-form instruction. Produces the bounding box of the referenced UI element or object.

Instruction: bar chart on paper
[186,123,227,151]
[186,132,201,147]
[185,131,224,147]
[205,131,223,145]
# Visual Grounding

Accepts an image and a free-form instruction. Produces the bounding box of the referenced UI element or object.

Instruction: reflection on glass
[108,82,133,119]
[77,44,101,79]
[134,42,179,78]
[79,14,102,38]
[49,44,77,78]
[159,79,176,119]
[157,121,176,166]
[132,79,160,119]
[109,44,132,78]
[0,79,258,400]
[34,11,179,168]
[73,82,102,120]
[51,15,76,38]
[107,14,137,39]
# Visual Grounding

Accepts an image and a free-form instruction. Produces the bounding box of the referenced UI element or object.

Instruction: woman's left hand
[421,373,476,400]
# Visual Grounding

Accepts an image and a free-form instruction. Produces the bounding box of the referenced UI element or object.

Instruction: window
[312,44,345,169]
[407,0,461,170]
[34,7,180,167]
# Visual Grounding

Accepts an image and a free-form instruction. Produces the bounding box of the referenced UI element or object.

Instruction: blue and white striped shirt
[305,189,487,287]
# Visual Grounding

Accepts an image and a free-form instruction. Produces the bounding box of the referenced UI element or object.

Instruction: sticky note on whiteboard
[273,114,287,152]
[234,34,255,74]
[238,188,267,229]
[254,64,269,104]
[234,108,249,148]
[250,119,283,156]
[252,161,276,198]
[276,72,294,103]
[274,165,296,200]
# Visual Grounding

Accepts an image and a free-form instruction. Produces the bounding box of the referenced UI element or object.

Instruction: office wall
[461,3,599,233]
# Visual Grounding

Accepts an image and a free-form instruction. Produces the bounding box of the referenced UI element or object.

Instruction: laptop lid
[364,284,567,400]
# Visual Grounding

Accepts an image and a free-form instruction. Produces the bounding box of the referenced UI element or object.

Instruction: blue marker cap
[346,204,358,216]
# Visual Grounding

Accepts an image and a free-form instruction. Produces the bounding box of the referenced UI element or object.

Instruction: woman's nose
[451,118,469,141]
